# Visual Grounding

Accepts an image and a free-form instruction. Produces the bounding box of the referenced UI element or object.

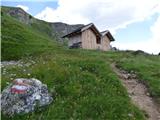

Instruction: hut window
[96,37,101,44]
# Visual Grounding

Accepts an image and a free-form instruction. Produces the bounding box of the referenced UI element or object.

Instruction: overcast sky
[1,0,160,54]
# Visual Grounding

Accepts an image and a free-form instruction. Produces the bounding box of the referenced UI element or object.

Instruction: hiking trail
[111,63,160,120]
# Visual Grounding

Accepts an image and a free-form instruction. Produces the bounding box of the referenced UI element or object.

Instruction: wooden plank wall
[81,29,97,49]
[67,29,111,51]
[101,35,111,51]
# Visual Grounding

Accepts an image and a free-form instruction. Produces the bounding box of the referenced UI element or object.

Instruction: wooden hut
[62,23,115,51]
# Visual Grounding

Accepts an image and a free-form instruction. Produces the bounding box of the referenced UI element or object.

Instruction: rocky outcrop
[4,6,32,24]
[51,22,84,37]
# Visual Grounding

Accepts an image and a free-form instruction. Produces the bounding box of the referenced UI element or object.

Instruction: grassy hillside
[1,6,60,61]
[1,50,146,120]
[1,6,58,39]
[1,6,160,120]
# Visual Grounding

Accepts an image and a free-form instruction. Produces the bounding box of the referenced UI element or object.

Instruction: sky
[1,0,160,54]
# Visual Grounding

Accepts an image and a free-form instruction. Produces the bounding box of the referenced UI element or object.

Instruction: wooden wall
[100,35,111,51]
[81,29,97,49]
[67,29,111,51]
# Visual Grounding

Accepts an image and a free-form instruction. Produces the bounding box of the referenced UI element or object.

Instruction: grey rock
[1,78,53,116]
[51,22,84,37]
[6,7,31,24]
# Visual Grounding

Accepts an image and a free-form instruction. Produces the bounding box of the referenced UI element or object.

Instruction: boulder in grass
[1,78,53,116]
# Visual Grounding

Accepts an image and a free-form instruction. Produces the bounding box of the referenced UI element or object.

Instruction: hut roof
[62,23,115,42]
[62,23,101,38]
[100,30,115,41]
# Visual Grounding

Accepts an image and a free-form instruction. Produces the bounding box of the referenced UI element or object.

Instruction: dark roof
[100,30,115,41]
[62,23,115,41]
[62,23,101,38]
[100,30,109,35]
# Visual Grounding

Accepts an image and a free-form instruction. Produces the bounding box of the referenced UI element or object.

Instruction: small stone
[128,113,133,117]
[124,75,129,79]
[146,92,150,96]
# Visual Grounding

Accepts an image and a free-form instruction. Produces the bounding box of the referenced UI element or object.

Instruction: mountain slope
[1,6,84,39]
[1,6,84,60]
[1,7,58,60]
[1,6,160,120]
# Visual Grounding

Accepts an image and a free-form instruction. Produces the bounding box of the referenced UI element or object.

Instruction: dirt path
[111,63,160,120]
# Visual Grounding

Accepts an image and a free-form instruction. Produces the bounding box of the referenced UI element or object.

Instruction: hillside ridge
[1,6,84,39]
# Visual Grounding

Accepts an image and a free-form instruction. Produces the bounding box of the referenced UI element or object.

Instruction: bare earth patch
[111,63,160,120]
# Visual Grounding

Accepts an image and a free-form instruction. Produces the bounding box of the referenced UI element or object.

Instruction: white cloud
[35,6,90,25]
[35,0,159,31]
[35,0,160,54]
[17,5,29,12]
[111,39,159,54]
[112,14,160,54]
[151,16,160,43]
